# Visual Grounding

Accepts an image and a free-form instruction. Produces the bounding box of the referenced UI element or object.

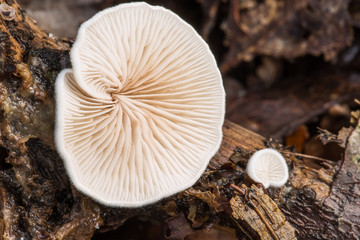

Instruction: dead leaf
[165,213,194,240]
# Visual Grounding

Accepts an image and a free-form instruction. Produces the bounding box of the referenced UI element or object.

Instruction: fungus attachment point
[56,2,225,207]
[246,149,288,188]
[0,4,15,21]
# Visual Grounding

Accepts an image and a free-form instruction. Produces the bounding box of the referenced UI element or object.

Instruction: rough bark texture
[0,0,359,239]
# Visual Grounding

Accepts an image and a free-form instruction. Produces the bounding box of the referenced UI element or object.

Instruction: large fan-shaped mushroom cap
[55,2,225,207]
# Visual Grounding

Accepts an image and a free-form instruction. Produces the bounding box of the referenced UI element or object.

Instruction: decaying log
[0,0,359,239]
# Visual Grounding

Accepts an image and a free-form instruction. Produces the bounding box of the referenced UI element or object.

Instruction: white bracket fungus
[55,2,225,207]
[246,148,288,188]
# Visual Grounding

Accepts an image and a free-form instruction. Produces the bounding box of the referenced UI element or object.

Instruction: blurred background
[18,0,360,239]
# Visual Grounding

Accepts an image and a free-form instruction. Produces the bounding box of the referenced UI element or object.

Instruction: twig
[281,151,332,163]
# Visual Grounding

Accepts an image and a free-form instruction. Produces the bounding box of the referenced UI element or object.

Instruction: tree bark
[0,1,359,239]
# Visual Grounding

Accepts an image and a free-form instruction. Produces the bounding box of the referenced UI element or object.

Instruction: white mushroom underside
[253,155,286,185]
[56,3,224,206]
[246,149,288,188]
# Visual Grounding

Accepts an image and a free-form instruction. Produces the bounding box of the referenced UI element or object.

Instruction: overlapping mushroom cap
[55,2,225,207]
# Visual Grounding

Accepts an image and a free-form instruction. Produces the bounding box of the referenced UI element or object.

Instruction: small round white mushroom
[0,4,15,21]
[246,148,288,188]
[55,2,225,207]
